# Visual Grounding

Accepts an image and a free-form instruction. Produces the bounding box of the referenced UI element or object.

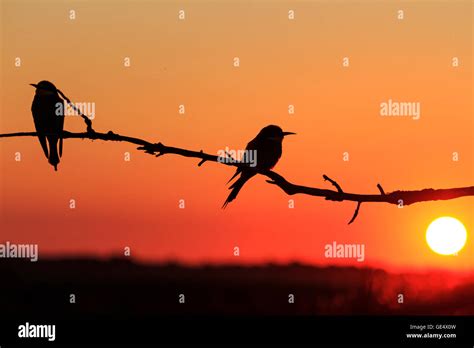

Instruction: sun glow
[426,217,467,255]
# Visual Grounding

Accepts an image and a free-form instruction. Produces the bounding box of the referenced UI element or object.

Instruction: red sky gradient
[1,0,473,272]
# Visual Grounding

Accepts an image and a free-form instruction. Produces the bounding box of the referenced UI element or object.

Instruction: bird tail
[222,172,254,208]
[38,136,49,159]
[48,138,60,171]
[59,137,63,157]
[226,168,241,185]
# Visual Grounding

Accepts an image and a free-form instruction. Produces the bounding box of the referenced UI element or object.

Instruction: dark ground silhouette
[1,258,472,320]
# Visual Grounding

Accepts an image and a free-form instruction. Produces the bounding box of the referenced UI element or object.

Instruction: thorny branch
[1,129,473,224]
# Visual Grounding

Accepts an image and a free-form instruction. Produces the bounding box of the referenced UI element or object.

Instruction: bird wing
[59,137,63,157]
[56,96,65,157]
[225,137,257,185]
[226,169,241,185]
[31,97,49,159]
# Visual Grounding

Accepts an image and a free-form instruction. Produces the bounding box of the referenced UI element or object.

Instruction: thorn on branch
[137,142,162,155]
[377,183,385,195]
[198,151,207,166]
[106,130,115,138]
[323,174,344,193]
[137,146,155,154]
[348,201,362,225]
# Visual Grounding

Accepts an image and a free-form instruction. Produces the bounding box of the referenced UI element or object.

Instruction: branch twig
[56,89,95,133]
[348,202,362,225]
[323,174,344,194]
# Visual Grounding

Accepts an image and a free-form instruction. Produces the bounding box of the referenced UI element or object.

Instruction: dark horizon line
[4,253,473,276]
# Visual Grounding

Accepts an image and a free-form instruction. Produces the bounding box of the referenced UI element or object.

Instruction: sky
[0,0,473,272]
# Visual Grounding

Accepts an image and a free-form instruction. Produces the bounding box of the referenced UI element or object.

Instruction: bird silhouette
[30,81,65,171]
[223,125,295,208]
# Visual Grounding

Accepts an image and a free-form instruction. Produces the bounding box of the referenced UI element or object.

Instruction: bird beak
[30,83,38,88]
[283,131,296,136]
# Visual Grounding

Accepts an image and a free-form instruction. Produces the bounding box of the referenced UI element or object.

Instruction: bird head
[258,125,296,142]
[30,80,58,95]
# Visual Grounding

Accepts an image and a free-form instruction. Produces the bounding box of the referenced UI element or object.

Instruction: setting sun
[426,217,467,255]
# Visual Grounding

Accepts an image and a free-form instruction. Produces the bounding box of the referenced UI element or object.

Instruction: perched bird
[223,125,295,208]
[30,81,65,171]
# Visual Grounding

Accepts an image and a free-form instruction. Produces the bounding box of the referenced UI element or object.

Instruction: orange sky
[1,0,473,271]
